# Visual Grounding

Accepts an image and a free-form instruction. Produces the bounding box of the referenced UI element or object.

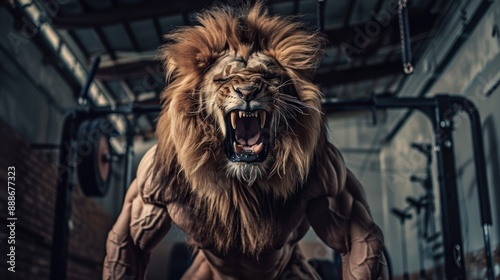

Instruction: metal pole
[317,0,325,32]
[450,96,494,280]
[407,196,427,280]
[401,221,409,280]
[483,224,494,280]
[423,150,437,241]
[418,232,425,279]
[49,114,78,280]
[78,56,101,106]
[433,96,466,279]
[50,56,101,280]
[417,212,426,280]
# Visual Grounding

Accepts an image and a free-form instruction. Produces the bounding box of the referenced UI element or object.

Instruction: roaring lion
[103,2,388,280]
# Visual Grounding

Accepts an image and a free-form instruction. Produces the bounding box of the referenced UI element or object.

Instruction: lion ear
[195,50,220,70]
[160,49,213,83]
[161,29,224,81]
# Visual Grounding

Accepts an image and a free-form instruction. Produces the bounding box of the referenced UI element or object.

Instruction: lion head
[151,1,327,256]
[154,2,326,197]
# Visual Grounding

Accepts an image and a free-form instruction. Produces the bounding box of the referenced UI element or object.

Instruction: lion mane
[147,2,328,256]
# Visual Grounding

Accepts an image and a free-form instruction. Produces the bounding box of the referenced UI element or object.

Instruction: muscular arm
[103,148,172,280]
[306,145,388,280]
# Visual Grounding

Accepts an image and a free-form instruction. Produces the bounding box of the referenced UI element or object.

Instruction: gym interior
[1,0,500,279]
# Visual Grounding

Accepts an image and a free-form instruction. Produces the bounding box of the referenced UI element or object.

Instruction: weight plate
[98,136,110,182]
[76,118,112,197]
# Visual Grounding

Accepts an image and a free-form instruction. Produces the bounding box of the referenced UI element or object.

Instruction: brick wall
[0,119,113,279]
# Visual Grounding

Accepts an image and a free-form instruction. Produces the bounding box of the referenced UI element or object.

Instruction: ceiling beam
[123,22,141,52]
[120,80,136,102]
[326,13,437,58]
[373,0,386,14]
[49,2,437,64]
[153,17,164,42]
[314,61,402,87]
[292,0,300,14]
[95,27,117,60]
[343,0,358,27]
[71,13,436,64]
[50,0,215,29]
[67,30,89,58]
[95,60,161,81]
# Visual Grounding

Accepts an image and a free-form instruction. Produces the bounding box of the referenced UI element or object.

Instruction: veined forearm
[342,225,385,280]
[102,177,171,280]
[103,229,150,280]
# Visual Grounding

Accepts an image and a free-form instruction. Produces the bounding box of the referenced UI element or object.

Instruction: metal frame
[50,94,493,279]
[384,0,495,142]
[49,109,157,280]
[324,94,494,279]
[391,207,412,280]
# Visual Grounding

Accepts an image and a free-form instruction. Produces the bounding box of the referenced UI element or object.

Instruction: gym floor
[1,0,500,279]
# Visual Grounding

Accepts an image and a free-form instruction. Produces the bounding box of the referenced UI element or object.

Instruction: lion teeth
[231,111,237,129]
[253,142,264,154]
[233,142,243,154]
[234,110,262,121]
[259,111,266,128]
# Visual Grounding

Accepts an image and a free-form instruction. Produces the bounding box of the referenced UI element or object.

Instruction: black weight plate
[76,118,112,197]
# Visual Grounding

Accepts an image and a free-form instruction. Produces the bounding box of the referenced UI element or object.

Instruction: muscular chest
[165,189,310,252]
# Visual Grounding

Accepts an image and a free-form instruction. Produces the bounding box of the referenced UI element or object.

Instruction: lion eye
[213,75,231,83]
[264,75,281,85]
[262,72,280,80]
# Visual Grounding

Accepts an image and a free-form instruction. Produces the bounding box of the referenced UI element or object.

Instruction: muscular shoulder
[304,142,348,199]
[136,145,156,188]
[305,142,371,212]
[135,145,165,206]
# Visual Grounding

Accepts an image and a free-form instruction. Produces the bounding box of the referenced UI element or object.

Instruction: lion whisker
[275,99,303,116]
[273,104,295,134]
[278,94,322,114]
[273,79,297,90]
[274,99,301,118]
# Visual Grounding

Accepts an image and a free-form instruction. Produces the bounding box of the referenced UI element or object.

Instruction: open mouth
[224,110,269,163]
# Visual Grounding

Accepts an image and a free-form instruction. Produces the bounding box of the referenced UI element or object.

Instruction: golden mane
[150,2,327,255]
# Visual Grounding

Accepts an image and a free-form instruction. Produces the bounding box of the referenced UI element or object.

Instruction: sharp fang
[259,111,266,129]
[239,111,244,118]
[253,142,264,154]
[234,142,243,154]
[231,111,237,129]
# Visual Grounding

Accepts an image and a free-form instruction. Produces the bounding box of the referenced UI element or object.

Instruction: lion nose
[234,85,259,101]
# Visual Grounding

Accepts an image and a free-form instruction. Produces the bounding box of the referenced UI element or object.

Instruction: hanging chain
[398,0,413,74]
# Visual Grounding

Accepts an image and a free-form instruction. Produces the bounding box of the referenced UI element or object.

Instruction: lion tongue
[235,117,260,146]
